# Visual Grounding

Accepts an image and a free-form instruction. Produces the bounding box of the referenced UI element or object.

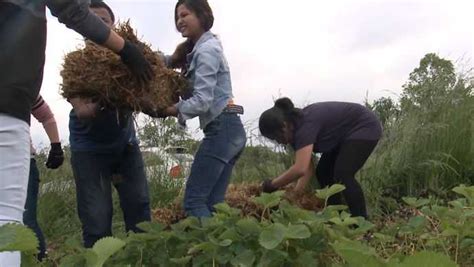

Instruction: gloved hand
[261,179,279,193]
[119,40,154,85]
[46,143,64,169]
[139,96,169,118]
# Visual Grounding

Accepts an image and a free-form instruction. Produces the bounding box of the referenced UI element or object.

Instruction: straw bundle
[60,21,187,112]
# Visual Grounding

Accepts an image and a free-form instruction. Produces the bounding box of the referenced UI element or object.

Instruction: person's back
[294,102,382,153]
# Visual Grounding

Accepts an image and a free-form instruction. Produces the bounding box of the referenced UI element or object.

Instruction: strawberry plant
[1,184,472,266]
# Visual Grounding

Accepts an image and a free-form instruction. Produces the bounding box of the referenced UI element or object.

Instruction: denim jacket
[170,32,233,129]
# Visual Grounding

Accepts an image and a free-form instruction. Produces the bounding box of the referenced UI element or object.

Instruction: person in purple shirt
[259,97,382,219]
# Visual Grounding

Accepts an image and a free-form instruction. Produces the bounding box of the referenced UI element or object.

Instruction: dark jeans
[71,144,151,248]
[316,139,378,218]
[184,113,247,217]
[23,159,46,261]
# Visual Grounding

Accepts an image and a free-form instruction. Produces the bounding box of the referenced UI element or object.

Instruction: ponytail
[274,97,294,111]
[259,97,302,140]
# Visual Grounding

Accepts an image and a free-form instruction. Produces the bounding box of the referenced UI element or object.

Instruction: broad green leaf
[285,224,311,239]
[89,237,126,267]
[170,256,192,264]
[136,221,165,233]
[188,241,216,254]
[402,197,430,208]
[408,216,426,228]
[236,218,261,236]
[214,202,241,216]
[293,231,326,253]
[373,233,395,242]
[344,217,358,226]
[395,251,457,267]
[400,216,427,233]
[219,228,241,242]
[431,206,450,218]
[315,184,346,200]
[352,218,376,234]
[460,238,474,249]
[448,200,466,209]
[252,191,285,209]
[64,236,83,250]
[259,223,287,249]
[172,216,201,231]
[21,253,39,267]
[280,201,318,222]
[83,250,99,267]
[452,185,474,205]
[0,223,38,253]
[200,216,222,230]
[258,249,288,267]
[295,251,318,266]
[208,234,232,247]
[59,254,87,267]
[231,249,256,267]
[329,216,358,227]
[215,248,235,264]
[331,238,385,267]
[340,211,351,219]
[192,254,212,267]
[329,217,343,225]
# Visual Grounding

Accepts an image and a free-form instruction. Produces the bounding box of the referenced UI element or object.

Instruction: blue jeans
[23,159,46,261]
[71,144,151,248]
[184,113,247,217]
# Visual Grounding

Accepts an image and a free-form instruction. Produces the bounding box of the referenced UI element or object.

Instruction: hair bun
[274,97,294,111]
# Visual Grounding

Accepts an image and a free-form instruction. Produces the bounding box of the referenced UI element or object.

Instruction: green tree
[366,96,400,129]
[137,117,196,150]
[400,53,463,113]
[360,53,474,206]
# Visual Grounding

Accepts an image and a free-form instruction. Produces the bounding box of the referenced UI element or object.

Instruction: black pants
[316,140,378,218]
[23,159,46,261]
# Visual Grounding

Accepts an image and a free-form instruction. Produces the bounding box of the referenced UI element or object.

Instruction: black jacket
[0,0,110,123]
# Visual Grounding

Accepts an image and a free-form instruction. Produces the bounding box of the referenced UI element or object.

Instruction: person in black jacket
[0,0,152,265]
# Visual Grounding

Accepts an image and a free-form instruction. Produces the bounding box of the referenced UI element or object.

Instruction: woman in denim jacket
[158,0,246,217]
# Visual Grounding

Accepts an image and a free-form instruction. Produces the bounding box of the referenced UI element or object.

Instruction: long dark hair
[174,0,214,32]
[259,97,303,140]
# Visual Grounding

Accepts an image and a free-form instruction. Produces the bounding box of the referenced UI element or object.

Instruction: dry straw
[153,183,324,225]
[61,21,188,112]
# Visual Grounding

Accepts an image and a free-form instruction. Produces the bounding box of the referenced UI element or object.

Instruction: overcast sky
[31,0,474,148]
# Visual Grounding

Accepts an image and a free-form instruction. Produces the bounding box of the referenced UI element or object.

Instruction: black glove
[119,40,154,85]
[46,143,64,169]
[261,179,279,193]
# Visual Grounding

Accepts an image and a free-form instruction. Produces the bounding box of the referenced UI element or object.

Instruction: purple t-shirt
[292,102,382,153]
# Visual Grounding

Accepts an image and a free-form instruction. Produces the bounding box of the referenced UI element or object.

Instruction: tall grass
[360,73,474,213]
